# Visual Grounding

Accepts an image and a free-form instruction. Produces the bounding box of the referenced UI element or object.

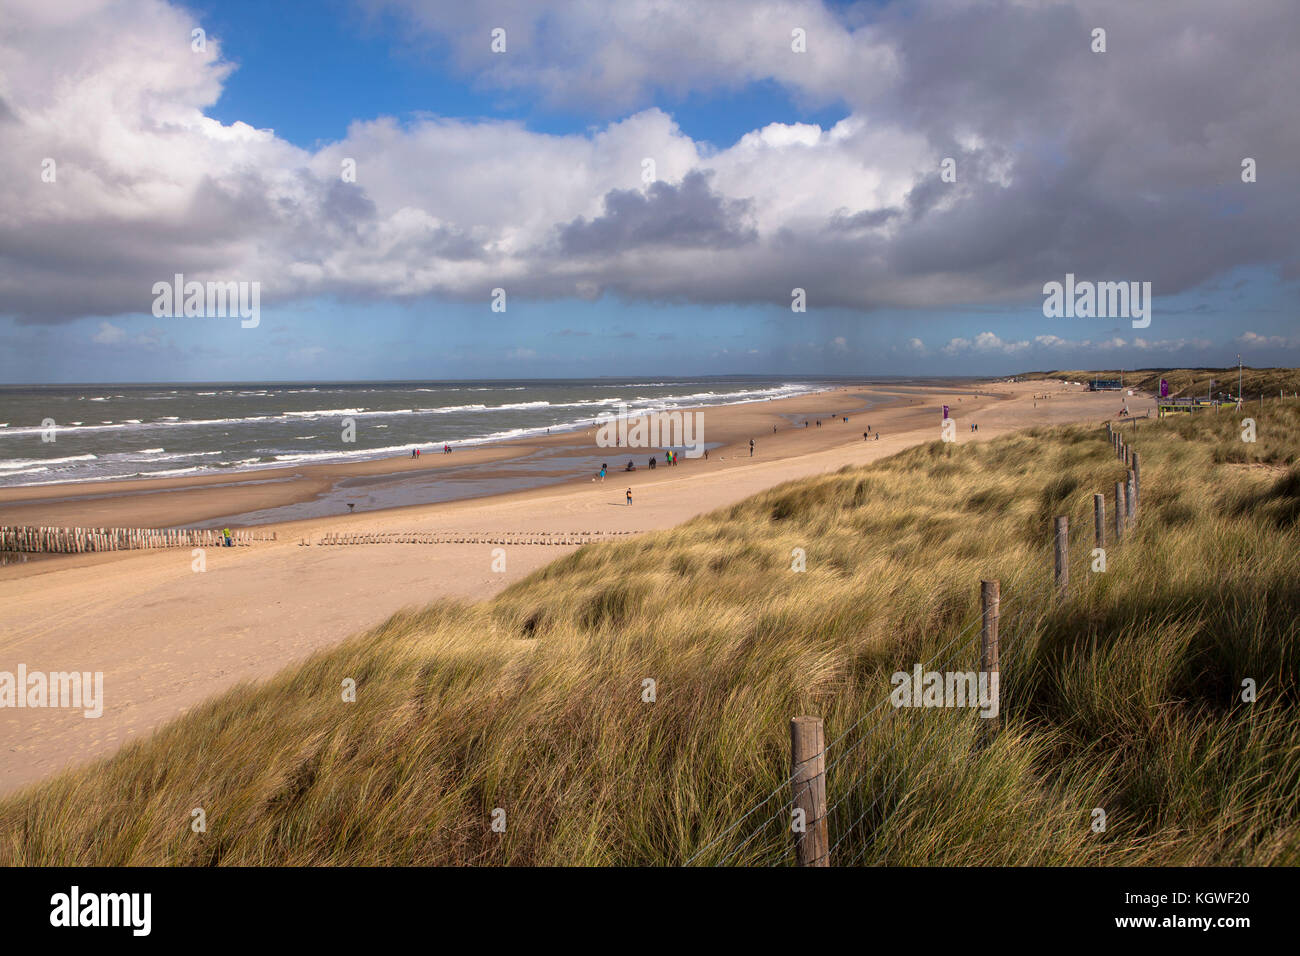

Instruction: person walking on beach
[222,527,232,547]
[749,438,755,457]
[626,487,633,506]
[599,465,606,481]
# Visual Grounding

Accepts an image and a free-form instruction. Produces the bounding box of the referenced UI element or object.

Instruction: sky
[0,0,1297,383]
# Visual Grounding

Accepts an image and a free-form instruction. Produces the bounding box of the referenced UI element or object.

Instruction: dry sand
[0,379,1152,796]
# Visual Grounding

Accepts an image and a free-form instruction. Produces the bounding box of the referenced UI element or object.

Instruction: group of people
[802,412,852,429]
[601,449,686,479]
[410,444,454,458]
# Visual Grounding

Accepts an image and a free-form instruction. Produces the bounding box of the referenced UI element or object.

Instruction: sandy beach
[0,378,1151,795]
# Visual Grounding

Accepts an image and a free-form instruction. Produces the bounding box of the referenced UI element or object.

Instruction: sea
[0,377,836,489]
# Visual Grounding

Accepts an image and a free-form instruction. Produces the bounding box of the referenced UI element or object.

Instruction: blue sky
[197,0,853,151]
[2,0,1297,382]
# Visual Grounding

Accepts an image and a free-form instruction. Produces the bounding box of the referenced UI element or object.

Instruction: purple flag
[1160,378,1168,398]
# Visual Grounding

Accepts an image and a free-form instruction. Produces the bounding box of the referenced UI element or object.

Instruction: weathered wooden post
[1127,469,1137,525]
[1093,494,1105,549]
[1053,517,1069,596]
[1115,482,1125,542]
[790,716,829,867]
[1131,451,1141,513]
[980,580,1001,730]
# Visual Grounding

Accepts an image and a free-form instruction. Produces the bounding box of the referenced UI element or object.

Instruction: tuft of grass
[2,404,1298,865]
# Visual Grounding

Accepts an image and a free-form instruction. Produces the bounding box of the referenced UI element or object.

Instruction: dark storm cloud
[557,171,756,255]
[829,206,901,231]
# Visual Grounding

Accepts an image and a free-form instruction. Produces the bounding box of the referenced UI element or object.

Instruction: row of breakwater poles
[0,526,276,553]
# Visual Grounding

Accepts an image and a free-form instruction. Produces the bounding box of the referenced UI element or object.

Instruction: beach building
[1158,396,1226,418]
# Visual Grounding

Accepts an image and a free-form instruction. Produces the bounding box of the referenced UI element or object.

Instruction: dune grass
[2,403,1298,865]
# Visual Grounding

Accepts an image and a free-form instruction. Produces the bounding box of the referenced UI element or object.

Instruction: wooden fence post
[1053,516,1069,596]
[1115,481,1125,542]
[1093,494,1105,549]
[790,716,829,867]
[980,580,1001,671]
[981,580,1001,730]
[1127,469,1137,526]
[1131,451,1141,513]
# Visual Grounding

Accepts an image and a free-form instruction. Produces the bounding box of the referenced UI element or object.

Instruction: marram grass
[2,405,1297,865]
